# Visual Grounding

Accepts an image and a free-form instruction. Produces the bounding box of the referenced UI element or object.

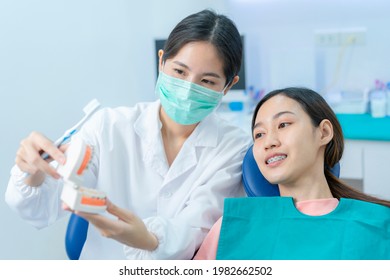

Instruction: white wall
[0,0,228,260]
[228,0,390,94]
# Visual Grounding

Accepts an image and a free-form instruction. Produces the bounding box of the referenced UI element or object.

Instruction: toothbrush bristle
[83,99,101,115]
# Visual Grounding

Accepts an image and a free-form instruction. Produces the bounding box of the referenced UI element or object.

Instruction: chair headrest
[242,145,340,197]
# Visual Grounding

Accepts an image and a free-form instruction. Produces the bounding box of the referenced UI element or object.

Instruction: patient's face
[252,94,323,187]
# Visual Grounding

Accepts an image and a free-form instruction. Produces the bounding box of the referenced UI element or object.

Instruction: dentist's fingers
[16,131,66,178]
[73,200,158,250]
[62,202,72,211]
[15,157,39,175]
[24,141,60,179]
[74,200,131,234]
[30,132,66,164]
[76,210,120,234]
[64,206,119,238]
[59,143,69,153]
[106,200,137,224]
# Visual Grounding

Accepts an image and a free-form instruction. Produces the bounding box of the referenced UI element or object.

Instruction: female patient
[195,87,390,260]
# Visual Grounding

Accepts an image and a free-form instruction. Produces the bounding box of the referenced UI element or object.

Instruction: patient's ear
[318,119,333,146]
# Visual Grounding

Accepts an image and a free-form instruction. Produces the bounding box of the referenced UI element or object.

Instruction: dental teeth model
[57,137,107,214]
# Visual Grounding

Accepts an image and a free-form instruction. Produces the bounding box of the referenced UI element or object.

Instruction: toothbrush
[40,99,101,160]
[22,99,101,179]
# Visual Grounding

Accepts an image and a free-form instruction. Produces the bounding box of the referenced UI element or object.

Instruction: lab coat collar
[191,112,220,148]
[163,111,221,184]
[134,100,221,180]
[134,100,167,177]
[134,100,162,144]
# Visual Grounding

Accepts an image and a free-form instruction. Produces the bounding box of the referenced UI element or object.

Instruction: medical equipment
[368,80,387,118]
[325,89,368,115]
[58,137,107,214]
[41,99,101,160]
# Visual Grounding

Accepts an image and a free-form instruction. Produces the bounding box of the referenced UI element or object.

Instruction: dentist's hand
[67,200,158,251]
[15,131,67,186]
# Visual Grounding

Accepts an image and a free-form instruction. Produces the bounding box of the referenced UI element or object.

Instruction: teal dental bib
[217,197,390,260]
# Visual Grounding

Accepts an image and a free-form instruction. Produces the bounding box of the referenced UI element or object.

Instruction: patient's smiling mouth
[266,154,287,165]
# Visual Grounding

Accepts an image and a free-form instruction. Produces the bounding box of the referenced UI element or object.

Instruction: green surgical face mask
[156,71,225,125]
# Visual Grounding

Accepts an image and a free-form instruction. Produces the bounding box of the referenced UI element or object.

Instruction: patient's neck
[279,175,333,203]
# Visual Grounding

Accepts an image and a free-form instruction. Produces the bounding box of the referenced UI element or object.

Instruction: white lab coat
[5,100,252,259]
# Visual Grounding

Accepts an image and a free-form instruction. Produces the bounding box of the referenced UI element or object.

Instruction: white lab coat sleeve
[5,143,98,230]
[4,111,102,231]
[5,165,67,229]
[122,139,250,260]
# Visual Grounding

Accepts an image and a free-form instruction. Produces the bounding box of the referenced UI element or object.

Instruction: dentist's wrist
[144,232,159,251]
[24,171,46,187]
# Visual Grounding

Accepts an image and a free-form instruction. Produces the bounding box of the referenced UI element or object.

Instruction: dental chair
[65,213,88,260]
[242,145,340,197]
[65,145,340,259]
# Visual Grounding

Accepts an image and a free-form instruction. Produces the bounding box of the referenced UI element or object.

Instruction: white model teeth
[267,155,286,164]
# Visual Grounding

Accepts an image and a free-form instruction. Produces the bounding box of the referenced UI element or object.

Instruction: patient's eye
[279,122,291,129]
[254,132,264,139]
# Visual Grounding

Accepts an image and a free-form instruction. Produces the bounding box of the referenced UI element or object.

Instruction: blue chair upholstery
[65,213,88,260]
[242,145,340,197]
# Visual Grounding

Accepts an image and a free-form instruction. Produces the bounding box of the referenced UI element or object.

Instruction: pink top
[193,198,339,260]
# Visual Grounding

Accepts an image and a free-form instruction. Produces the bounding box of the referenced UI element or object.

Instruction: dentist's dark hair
[162,9,242,87]
[251,87,390,207]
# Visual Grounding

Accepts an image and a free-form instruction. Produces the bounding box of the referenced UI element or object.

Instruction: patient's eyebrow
[253,111,295,130]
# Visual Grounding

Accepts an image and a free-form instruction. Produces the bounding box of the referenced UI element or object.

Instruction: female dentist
[5,9,252,259]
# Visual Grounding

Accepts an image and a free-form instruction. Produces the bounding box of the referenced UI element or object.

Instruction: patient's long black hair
[252,87,390,207]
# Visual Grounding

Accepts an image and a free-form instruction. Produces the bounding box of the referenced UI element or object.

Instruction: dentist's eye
[201,79,215,85]
[174,69,185,76]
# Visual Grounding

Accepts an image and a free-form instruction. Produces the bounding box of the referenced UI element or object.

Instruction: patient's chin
[264,174,283,185]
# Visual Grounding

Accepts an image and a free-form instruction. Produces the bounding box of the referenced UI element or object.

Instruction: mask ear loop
[155,60,166,100]
[222,76,235,94]
[214,79,231,112]
[157,50,166,91]
[221,83,229,95]
[221,77,234,96]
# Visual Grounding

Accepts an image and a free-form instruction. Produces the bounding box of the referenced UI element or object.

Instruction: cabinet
[340,140,390,199]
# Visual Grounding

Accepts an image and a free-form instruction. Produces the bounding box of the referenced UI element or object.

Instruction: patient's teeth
[267,155,286,164]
